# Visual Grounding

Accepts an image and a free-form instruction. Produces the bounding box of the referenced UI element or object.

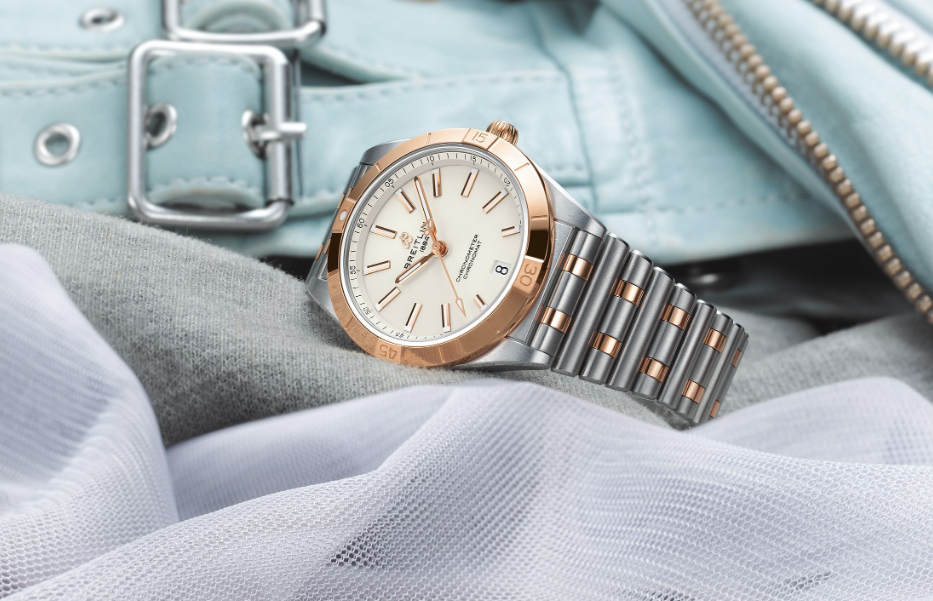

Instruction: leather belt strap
[0,60,580,257]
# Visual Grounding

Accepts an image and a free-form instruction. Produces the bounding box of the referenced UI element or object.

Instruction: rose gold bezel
[327,128,554,367]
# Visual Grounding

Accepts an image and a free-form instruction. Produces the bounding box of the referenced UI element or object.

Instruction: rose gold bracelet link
[681,380,706,404]
[709,400,722,419]
[638,356,670,383]
[612,280,645,307]
[732,348,743,367]
[590,332,622,358]
[561,254,594,281]
[660,304,691,330]
[540,306,572,333]
[703,328,727,353]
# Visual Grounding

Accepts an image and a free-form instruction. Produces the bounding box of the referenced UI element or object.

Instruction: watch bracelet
[320,157,747,428]
[531,227,748,427]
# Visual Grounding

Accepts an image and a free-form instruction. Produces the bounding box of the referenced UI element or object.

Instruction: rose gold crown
[485,120,519,145]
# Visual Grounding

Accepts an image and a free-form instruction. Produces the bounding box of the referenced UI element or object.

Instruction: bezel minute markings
[483,189,508,213]
[365,260,391,275]
[396,190,416,213]
[371,224,397,239]
[461,168,478,197]
[377,287,401,311]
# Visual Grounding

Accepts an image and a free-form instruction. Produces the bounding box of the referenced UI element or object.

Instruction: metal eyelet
[144,103,178,149]
[80,8,125,32]
[34,124,81,167]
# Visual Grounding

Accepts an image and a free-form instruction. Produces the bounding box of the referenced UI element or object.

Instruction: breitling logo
[402,227,430,269]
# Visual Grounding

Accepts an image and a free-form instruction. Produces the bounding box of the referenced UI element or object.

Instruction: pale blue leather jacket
[1,0,932,315]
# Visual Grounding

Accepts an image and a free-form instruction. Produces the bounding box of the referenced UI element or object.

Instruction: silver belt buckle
[127,1,325,231]
[163,0,325,48]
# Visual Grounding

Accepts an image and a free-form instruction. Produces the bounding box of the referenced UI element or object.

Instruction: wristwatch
[306,121,748,426]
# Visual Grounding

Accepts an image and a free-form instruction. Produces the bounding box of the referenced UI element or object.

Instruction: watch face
[340,144,529,346]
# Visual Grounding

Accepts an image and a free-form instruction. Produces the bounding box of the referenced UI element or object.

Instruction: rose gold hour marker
[364,260,391,275]
[371,224,397,239]
[501,225,520,237]
[431,168,442,197]
[473,294,486,309]
[404,302,422,332]
[396,190,415,213]
[482,189,508,213]
[376,287,400,311]
[441,303,451,333]
[461,168,478,197]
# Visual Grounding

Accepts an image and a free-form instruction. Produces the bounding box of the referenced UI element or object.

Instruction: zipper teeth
[810,0,933,84]
[683,0,933,323]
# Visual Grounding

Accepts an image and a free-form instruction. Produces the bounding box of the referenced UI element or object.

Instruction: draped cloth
[3,242,933,600]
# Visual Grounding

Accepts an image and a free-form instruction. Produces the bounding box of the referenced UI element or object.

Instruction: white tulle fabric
[3,243,933,601]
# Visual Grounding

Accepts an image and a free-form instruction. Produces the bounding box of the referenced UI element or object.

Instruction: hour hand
[395,254,433,284]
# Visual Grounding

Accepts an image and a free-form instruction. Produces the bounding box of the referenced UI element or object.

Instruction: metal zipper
[679,0,933,322]
[810,0,933,86]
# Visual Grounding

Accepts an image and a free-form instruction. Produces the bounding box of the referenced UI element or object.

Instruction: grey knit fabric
[1,194,930,444]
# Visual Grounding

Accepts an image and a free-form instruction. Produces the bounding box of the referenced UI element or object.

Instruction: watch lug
[342,139,407,194]
[305,255,338,323]
[537,164,606,238]
[359,139,407,167]
[456,337,553,371]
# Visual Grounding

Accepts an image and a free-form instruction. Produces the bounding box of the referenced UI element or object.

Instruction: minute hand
[413,176,437,239]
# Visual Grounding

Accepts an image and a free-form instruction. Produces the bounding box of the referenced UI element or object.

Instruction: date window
[492,260,511,278]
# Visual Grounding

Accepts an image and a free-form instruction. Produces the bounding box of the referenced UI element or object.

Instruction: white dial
[341,145,529,345]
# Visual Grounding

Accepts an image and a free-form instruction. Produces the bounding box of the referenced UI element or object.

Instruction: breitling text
[456,235,481,282]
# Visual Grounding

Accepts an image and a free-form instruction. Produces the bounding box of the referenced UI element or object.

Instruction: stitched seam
[522,4,595,207]
[0,57,260,98]
[150,57,260,78]
[306,44,429,79]
[184,0,292,17]
[74,197,126,210]
[602,193,813,217]
[0,64,96,78]
[302,72,565,104]
[0,43,132,52]
[72,177,265,209]
[605,54,657,245]
[183,6,286,32]
[0,78,124,98]
[150,177,263,197]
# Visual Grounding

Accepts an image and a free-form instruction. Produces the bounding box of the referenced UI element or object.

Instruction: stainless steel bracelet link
[529,227,747,426]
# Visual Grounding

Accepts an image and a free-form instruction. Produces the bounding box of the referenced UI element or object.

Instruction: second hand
[414,175,467,317]
[434,242,466,317]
